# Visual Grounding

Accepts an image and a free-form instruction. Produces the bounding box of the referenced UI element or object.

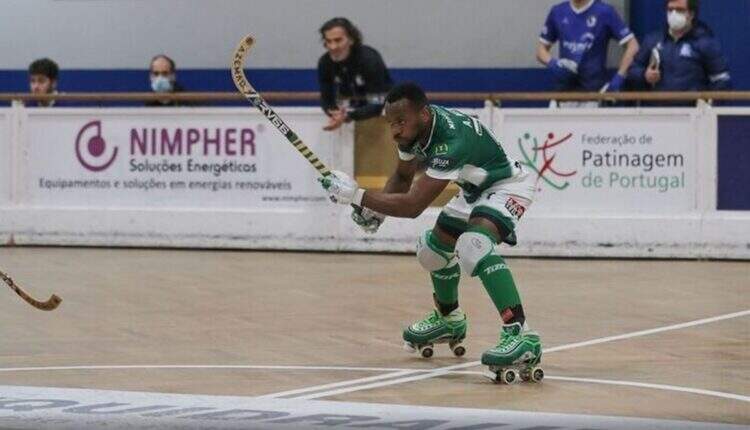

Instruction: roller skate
[403,308,467,358]
[481,322,543,384]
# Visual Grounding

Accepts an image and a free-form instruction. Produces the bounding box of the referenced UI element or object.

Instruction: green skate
[403,309,467,358]
[481,322,544,384]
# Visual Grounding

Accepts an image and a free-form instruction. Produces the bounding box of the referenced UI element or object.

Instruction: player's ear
[419,105,430,121]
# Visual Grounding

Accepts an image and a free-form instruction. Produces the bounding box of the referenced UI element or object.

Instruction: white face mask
[668,10,689,31]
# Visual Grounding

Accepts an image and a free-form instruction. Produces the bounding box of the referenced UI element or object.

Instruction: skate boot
[403,308,467,358]
[481,322,543,384]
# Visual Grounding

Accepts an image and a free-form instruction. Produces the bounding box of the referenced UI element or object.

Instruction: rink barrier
[0,98,747,259]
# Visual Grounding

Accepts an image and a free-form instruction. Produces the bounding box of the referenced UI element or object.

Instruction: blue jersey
[540,0,633,91]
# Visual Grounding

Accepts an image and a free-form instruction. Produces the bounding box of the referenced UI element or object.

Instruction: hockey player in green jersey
[319,82,543,384]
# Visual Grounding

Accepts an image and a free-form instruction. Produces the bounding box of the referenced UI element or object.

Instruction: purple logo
[75,120,118,172]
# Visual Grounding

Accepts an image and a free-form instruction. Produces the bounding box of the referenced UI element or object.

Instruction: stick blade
[38,294,62,311]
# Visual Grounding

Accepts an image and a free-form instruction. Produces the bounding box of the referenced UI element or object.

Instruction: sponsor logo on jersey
[430,157,453,170]
[505,197,527,220]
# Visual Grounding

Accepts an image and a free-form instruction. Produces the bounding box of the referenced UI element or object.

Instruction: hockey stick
[0,270,61,311]
[231,35,332,177]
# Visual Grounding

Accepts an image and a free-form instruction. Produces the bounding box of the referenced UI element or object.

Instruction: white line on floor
[545,376,750,403]
[255,370,415,399]
[1,364,748,404]
[453,371,750,403]
[287,309,750,400]
[0,365,408,373]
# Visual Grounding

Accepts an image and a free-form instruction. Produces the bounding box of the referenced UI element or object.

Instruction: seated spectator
[536,0,639,106]
[147,54,187,107]
[628,0,731,105]
[28,58,60,107]
[317,17,393,131]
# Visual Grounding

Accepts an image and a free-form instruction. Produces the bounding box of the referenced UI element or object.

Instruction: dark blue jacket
[628,22,732,92]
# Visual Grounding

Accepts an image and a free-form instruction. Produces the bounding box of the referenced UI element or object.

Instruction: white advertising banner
[21,108,333,209]
[496,111,697,214]
[0,110,10,206]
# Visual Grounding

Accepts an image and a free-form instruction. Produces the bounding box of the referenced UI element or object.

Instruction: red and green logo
[518,132,577,190]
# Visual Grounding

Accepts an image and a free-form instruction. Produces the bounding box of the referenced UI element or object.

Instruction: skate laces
[413,310,442,331]
[495,328,522,352]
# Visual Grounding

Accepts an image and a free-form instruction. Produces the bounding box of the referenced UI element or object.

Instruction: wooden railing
[2,91,750,104]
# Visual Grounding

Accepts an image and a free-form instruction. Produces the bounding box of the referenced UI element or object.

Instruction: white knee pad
[455,231,495,276]
[416,230,455,272]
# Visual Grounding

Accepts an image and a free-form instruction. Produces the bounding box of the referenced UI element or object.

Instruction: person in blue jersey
[627,0,731,105]
[536,0,639,96]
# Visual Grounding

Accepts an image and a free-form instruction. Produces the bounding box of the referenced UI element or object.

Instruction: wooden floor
[0,247,748,427]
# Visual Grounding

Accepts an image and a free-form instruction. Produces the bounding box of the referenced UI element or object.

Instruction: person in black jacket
[317,17,393,131]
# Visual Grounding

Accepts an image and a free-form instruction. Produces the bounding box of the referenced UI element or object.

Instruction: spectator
[28,58,60,107]
[537,0,639,103]
[628,0,731,104]
[317,17,393,131]
[147,54,187,107]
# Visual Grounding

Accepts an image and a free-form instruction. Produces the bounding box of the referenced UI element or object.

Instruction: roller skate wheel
[449,341,466,357]
[531,366,544,382]
[520,368,532,382]
[403,342,417,353]
[500,368,520,385]
[419,345,434,358]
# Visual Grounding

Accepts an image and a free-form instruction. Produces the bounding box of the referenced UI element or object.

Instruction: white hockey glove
[317,170,365,206]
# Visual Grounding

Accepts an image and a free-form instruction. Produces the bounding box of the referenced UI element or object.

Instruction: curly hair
[28,58,59,80]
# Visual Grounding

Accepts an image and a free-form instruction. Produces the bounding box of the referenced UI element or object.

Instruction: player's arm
[536,41,553,66]
[603,8,639,92]
[536,9,558,66]
[616,37,640,78]
[362,173,449,219]
[382,157,418,194]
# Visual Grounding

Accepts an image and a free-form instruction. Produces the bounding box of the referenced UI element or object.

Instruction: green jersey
[398,105,514,203]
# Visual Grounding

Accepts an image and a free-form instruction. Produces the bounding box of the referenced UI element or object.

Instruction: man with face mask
[317,17,393,131]
[146,54,187,107]
[628,0,731,103]
[28,58,60,107]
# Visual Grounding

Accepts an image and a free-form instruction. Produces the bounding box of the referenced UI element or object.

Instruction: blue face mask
[151,75,173,93]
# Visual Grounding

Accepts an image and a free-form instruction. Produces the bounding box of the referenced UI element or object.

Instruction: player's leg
[425,213,465,315]
[454,170,543,380]
[403,199,469,357]
[455,215,542,380]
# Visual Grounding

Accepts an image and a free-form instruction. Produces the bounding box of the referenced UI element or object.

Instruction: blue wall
[0,68,554,107]
[718,115,750,210]
[0,68,553,94]
[630,0,750,91]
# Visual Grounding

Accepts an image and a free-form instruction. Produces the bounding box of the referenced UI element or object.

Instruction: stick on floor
[1,270,62,311]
